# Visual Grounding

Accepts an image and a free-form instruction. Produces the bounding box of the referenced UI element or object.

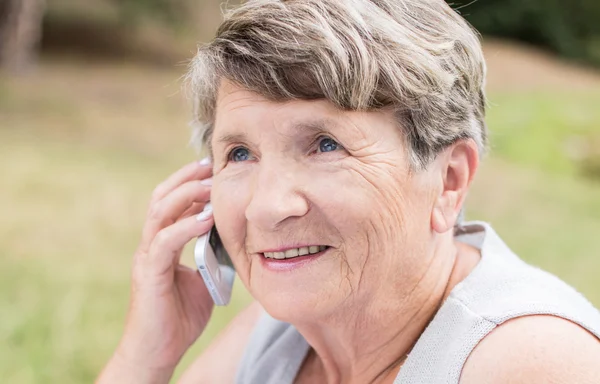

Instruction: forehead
[215,80,396,132]
[214,80,344,128]
[212,80,404,155]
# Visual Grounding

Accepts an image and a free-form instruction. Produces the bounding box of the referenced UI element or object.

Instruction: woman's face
[211,81,440,321]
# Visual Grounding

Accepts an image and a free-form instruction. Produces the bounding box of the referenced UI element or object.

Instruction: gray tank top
[235,222,600,384]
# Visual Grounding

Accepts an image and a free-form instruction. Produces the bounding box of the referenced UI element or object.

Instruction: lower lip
[260,249,329,272]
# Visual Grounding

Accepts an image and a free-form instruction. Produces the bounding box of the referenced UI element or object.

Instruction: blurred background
[1,0,599,383]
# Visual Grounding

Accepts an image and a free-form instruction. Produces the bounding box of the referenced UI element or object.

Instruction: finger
[149,159,212,207]
[140,180,212,253]
[137,207,214,280]
[178,202,207,222]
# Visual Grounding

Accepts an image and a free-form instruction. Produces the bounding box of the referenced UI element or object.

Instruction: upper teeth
[264,245,327,259]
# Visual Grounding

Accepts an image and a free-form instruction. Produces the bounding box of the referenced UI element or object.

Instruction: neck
[294,237,479,384]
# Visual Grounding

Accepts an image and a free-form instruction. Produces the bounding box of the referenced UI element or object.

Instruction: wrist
[97,348,175,384]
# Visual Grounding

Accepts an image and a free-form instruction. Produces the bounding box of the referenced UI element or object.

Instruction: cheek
[333,164,410,234]
[309,166,401,262]
[318,163,428,273]
[211,176,252,278]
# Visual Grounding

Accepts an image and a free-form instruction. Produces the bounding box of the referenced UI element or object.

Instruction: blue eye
[318,137,340,153]
[230,147,251,162]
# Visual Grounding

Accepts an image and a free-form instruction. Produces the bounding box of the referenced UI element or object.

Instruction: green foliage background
[449,0,600,66]
[42,1,600,66]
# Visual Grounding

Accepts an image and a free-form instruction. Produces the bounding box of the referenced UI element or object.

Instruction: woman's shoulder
[178,302,308,384]
[177,301,263,384]
[234,309,310,384]
[460,314,600,384]
[452,222,600,327]
[397,222,600,383]
[456,226,600,382]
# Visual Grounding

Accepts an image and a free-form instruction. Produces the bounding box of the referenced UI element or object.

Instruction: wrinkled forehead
[215,81,348,141]
[216,80,335,123]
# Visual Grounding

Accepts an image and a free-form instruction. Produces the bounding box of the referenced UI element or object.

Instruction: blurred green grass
[488,91,600,176]
[0,61,599,383]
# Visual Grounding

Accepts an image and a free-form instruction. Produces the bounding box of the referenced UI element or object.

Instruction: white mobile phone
[194,226,235,306]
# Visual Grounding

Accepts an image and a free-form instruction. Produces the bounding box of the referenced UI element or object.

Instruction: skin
[461,315,600,384]
[97,81,600,384]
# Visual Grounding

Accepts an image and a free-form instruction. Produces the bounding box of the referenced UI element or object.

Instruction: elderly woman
[97,0,600,383]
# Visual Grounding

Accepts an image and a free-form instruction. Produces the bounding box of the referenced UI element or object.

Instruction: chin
[255,287,334,324]
[246,251,349,323]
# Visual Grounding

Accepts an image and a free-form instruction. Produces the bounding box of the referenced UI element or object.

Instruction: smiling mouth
[263,245,329,260]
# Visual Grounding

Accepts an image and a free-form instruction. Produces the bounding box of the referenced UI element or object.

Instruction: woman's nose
[244,161,309,231]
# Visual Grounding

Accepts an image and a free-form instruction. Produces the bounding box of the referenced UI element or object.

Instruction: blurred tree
[113,0,187,27]
[449,0,600,66]
[0,0,46,73]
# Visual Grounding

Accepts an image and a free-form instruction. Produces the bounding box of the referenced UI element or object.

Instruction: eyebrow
[214,118,339,145]
[215,132,248,146]
[290,118,339,135]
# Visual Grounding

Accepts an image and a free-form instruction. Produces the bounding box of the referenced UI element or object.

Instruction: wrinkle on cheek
[351,224,374,296]
[335,242,352,293]
[344,164,410,239]
[334,216,392,304]
[336,162,413,297]
[333,224,379,299]
[329,224,353,294]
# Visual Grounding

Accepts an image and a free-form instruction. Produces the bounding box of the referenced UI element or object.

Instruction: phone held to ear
[194,226,235,306]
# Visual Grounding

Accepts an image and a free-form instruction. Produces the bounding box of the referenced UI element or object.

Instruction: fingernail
[200,178,212,186]
[196,203,213,221]
[198,157,211,166]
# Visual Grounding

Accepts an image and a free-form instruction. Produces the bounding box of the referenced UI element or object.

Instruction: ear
[431,139,479,234]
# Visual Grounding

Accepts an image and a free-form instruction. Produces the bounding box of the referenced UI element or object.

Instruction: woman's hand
[98,160,215,384]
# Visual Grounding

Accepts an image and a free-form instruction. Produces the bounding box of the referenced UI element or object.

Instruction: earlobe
[431,204,450,233]
[431,196,458,234]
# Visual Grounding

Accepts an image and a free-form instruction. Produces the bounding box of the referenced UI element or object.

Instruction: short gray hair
[186,0,488,170]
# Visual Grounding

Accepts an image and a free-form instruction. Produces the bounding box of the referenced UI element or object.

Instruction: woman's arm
[460,315,600,383]
[96,351,176,384]
[177,301,263,384]
[96,161,217,384]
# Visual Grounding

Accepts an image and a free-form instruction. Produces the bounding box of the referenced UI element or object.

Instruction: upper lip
[256,244,329,254]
